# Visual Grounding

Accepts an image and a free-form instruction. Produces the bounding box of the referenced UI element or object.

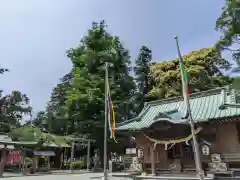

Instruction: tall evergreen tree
[31,72,72,135]
[134,46,154,112]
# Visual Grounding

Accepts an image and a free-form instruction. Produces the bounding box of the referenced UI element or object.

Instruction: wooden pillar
[32,156,37,174]
[87,140,91,171]
[47,157,50,171]
[60,152,63,170]
[151,147,156,175]
[61,147,66,170]
[70,141,75,171]
[0,147,7,177]
[179,143,184,172]
[36,157,39,170]
[21,149,26,175]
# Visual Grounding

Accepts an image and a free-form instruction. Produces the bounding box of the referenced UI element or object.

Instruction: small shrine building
[116,87,240,175]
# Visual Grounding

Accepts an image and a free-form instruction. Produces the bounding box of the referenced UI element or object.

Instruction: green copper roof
[116,87,240,131]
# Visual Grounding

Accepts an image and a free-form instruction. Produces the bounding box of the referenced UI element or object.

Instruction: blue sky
[0,0,225,116]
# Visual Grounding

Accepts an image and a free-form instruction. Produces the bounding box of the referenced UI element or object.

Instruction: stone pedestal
[129,157,142,173]
[108,160,112,173]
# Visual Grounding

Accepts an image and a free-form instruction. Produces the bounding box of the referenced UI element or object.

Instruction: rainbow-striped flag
[105,64,117,143]
[107,83,117,142]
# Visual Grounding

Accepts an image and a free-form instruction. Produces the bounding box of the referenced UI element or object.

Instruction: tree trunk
[0,148,7,177]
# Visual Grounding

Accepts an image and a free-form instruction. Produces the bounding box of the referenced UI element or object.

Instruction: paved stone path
[1,172,217,180]
[3,173,133,180]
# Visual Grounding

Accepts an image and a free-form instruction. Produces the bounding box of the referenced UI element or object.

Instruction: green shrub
[24,157,33,168]
[70,161,86,170]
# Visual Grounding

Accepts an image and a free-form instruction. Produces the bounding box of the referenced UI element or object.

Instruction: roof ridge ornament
[230,89,237,103]
[219,86,240,109]
[152,109,189,124]
[219,89,227,110]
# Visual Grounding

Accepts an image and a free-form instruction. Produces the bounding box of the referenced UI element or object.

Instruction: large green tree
[148,47,232,99]
[216,0,240,70]
[60,21,135,154]
[46,72,72,134]
[30,111,46,127]
[0,66,32,133]
[31,72,72,135]
[66,21,135,131]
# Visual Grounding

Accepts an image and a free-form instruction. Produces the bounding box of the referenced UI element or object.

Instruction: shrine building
[116,87,240,176]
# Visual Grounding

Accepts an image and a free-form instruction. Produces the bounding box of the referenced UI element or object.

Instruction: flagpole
[103,62,108,180]
[174,36,205,180]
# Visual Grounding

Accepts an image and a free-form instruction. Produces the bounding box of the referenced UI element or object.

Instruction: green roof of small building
[116,87,240,131]
[0,135,14,149]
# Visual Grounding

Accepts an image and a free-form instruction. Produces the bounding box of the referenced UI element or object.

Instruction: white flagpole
[103,62,108,180]
[174,36,205,180]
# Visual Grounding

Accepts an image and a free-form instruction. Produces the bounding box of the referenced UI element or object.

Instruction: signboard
[138,149,143,158]
[202,145,210,156]
[33,151,55,156]
[125,148,136,155]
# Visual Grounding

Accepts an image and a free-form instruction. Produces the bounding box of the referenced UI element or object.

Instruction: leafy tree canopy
[149,47,232,99]
[0,66,31,133]
[216,0,240,67]
[65,21,135,136]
